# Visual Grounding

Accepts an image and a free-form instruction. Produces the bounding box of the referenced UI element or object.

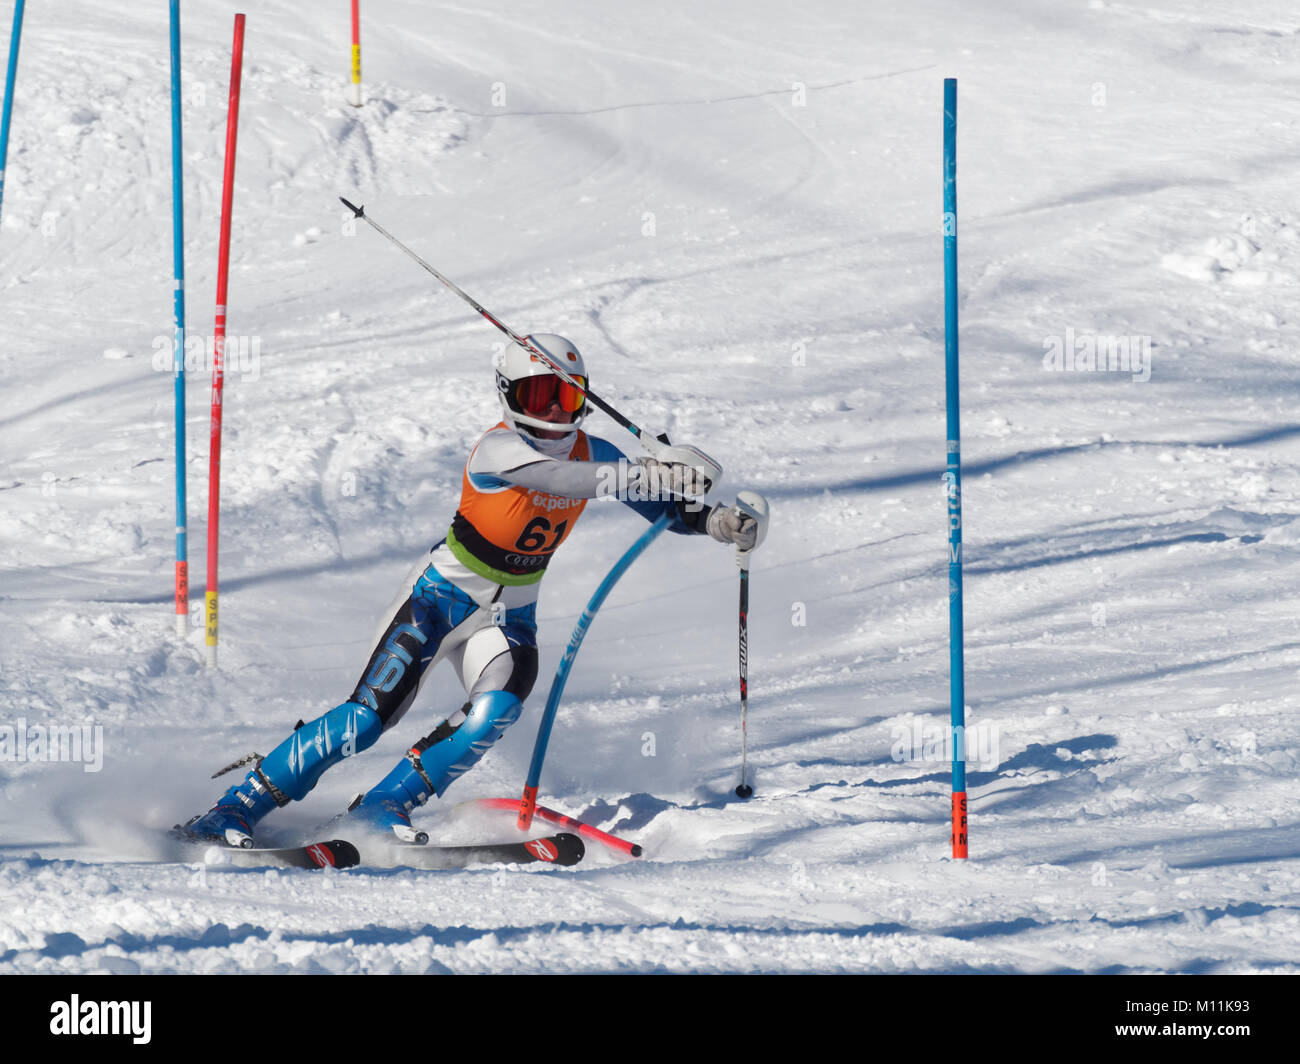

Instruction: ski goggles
[513,373,587,415]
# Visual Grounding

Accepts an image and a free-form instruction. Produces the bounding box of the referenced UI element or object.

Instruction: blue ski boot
[351,690,523,842]
[175,753,282,848]
[347,772,429,845]
[178,702,383,847]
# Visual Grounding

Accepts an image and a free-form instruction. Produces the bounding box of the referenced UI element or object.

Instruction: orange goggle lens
[515,374,586,415]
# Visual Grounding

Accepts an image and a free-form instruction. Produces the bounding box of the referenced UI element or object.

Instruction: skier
[179,334,767,847]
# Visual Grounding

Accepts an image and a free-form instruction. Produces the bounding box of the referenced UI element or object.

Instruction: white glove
[706,504,758,550]
[633,457,711,499]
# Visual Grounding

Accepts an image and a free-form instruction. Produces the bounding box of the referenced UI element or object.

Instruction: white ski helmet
[494,333,589,437]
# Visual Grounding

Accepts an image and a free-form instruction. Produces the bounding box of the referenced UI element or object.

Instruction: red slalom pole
[475,798,643,858]
[349,0,362,107]
[205,13,245,669]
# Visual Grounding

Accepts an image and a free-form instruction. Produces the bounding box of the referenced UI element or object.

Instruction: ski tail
[394,832,584,870]
[195,838,361,870]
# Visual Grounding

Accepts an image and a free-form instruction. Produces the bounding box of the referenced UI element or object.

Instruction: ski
[184,837,361,871]
[172,827,582,871]
[222,839,361,869]
[386,832,584,871]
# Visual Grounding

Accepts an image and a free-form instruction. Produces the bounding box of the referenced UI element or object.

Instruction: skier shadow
[569,734,1120,836]
[576,791,737,835]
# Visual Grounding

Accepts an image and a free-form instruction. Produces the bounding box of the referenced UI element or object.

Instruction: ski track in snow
[1,0,1299,974]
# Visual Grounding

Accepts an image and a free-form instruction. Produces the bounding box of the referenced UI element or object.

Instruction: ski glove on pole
[707,503,759,550]
[633,456,713,498]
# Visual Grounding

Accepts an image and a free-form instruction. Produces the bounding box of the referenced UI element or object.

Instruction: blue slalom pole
[516,511,672,830]
[943,77,968,859]
[0,0,26,226]
[169,0,188,634]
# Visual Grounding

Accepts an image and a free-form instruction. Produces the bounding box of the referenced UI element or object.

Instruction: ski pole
[517,512,671,831]
[730,490,768,798]
[735,554,752,798]
[337,196,722,486]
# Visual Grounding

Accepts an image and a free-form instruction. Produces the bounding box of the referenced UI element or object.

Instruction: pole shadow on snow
[759,422,1300,502]
[1018,822,1300,874]
[925,900,1300,951]
[787,511,1276,613]
[795,733,1119,801]
[963,529,1267,577]
[985,639,1300,707]
[6,541,421,607]
[994,174,1236,219]
[0,372,148,433]
[8,884,1296,972]
[0,920,283,967]
[3,913,1180,974]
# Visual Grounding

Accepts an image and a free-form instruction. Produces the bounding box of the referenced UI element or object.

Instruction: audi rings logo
[504,553,546,567]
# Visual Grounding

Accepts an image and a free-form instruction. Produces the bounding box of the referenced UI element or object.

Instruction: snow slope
[1,0,1298,974]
